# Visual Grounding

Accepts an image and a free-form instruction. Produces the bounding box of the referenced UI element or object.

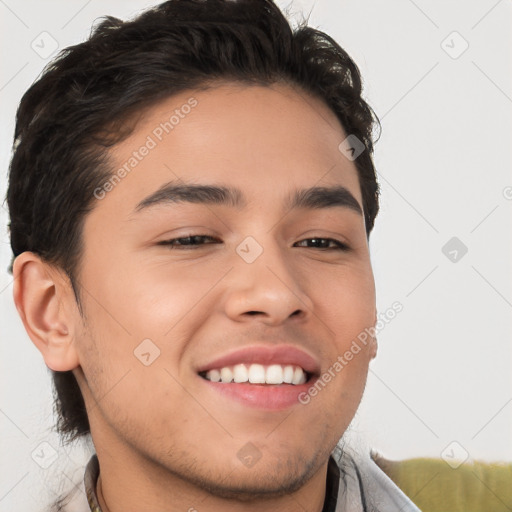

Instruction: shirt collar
[84,453,102,512]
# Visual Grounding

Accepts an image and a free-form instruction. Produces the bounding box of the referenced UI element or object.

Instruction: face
[70,82,377,497]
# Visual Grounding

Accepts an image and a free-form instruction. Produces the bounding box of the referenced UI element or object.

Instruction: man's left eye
[158,235,350,251]
[294,238,350,251]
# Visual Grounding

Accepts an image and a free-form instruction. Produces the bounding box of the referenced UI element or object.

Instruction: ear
[12,252,80,372]
[369,311,378,360]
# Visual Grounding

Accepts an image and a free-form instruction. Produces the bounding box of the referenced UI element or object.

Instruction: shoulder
[333,448,422,512]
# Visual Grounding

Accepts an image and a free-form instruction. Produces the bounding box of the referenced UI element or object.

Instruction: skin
[13,82,377,512]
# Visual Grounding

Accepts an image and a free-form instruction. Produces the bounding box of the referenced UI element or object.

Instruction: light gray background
[1,0,511,510]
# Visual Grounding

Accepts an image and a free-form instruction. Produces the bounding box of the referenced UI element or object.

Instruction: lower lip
[199,377,316,410]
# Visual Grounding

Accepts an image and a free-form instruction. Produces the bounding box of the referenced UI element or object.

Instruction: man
[7,1,420,510]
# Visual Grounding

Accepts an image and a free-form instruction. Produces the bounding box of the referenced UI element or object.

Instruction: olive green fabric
[373,454,512,512]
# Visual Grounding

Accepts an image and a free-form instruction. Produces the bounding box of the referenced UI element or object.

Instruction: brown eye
[294,238,350,251]
[158,235,220,248]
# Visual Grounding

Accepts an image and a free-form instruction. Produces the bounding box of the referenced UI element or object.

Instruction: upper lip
[195,344,321,375]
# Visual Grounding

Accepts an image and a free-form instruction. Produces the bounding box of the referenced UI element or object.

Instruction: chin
[198,467,315,501]
[178,451,321,501]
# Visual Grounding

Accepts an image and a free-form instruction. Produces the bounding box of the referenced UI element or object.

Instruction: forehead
[99,82,363,218]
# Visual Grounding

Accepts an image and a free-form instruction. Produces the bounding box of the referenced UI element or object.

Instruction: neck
[94,449,331,512]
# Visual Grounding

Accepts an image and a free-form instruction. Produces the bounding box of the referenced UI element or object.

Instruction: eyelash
[158,235,350,251]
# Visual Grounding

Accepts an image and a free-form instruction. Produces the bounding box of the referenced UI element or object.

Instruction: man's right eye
[157,235,220,248]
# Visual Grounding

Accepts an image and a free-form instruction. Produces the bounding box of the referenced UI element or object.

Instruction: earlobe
[370,311,378,360]
[370,335,378,360]
[12,252,80,372]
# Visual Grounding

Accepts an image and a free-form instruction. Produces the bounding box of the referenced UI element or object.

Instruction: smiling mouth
[198,363,312,386]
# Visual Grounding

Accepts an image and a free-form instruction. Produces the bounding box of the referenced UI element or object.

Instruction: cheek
[104,257,226,337]
[317,263,376,335]
[314,265,375,395]
[76,317,194,436]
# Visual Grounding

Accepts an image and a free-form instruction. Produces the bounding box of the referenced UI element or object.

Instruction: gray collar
[332,449,422,512]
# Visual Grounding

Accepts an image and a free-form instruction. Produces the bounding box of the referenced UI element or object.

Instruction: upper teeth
[204,364,307,385]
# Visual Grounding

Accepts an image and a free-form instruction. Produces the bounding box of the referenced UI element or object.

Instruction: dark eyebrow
[288,186,362,215]
[133,181,363,216]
